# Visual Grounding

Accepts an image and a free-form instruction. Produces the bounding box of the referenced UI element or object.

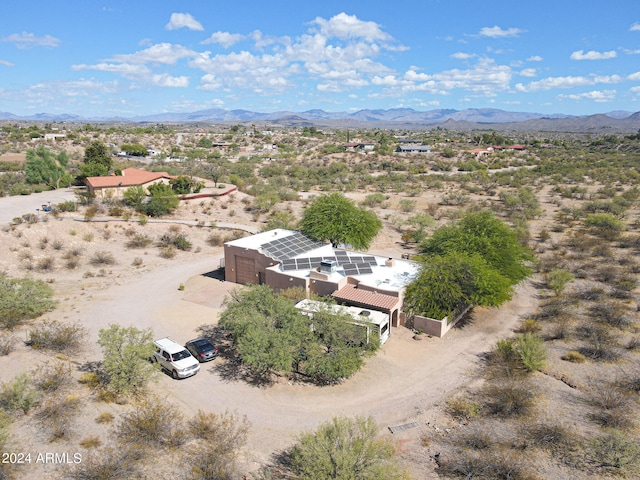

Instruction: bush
[587,430,640,474]
[561,350,586,363]
[68,445,141,480]
[125,234,152,249]
[0,373,39,414]
[28,320,87,353]
[90,251,116,266]
[545,269,574,296]
[0,335,16,356]
[517,333,547,372]
[36,393,82,441]
[446,395,482,421]
[484,380,536,418]
[0,273,56,329]
[116,397,186,448]
[32,361,72,392]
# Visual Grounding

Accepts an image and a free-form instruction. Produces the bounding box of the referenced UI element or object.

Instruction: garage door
[235,256,257,284]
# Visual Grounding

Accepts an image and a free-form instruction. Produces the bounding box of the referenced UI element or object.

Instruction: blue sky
[1,0,640,117]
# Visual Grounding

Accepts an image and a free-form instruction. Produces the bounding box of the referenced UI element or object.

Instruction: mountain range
[1,107,640,132]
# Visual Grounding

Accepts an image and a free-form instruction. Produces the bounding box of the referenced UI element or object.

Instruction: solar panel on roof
[356,263,373,275]
[282,264,297,271]
[349,256,363,263]
[343,264,358,276]
[296,259,311,269]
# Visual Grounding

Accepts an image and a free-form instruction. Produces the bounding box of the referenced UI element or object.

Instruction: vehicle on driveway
[185,337,219,362]
[152,337,200,379]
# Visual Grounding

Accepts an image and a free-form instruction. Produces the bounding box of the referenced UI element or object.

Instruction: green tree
[170,175,195,194]
[24,146,70,189]
[80,141,112,177]
[144,183,180,217]
[97,325,156,397]
[123,185,146,210]
[289,416,410,480]
[120,143,148,157]
[260,210,298,232]
[419,210,534,284]
[0,273,55,329]
[583,213,625,240]
[300,193,382,249]
[404,253,512,320]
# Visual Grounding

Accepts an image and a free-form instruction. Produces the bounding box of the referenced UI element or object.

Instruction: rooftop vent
[359,310,371,317]
[319,259,337,274]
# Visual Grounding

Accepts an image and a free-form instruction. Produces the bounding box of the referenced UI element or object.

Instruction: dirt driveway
[53,254,537,472]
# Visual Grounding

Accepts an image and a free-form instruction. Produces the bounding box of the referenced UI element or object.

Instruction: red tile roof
[332,284,400,312]
[85,167,174,189]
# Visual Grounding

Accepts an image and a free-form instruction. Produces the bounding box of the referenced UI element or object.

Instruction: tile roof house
[84,167,176,199]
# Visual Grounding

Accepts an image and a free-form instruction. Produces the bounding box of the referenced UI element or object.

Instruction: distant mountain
[1,107,639,132]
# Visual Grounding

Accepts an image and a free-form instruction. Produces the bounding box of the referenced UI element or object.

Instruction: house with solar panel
[223,229,419,334]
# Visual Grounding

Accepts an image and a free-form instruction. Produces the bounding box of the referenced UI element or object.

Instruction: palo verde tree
[300,192,382,249]
[97,324,156,397]
[405,211,534,319]
[288,416,410,480]
[24,145,71,189]
[0,273,56,330]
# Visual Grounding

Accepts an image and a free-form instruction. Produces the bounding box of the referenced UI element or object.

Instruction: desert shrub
[0,373,39,414]
[125,234,152,249]
[184,410,250,480]
[587,430,640,475]
[0,273,55,329]
[131,257,143,267]
[95,411,115,424]
[517,319,541,334]
[587,379,634,429]
[576,324,620,361]
[36,256,55,272]
[561,351,586,363]
[571,285,605,301]
[158,231,192,251]
[361,193,386,207]
[32,361,72,392]
[116,397,186,448]
[517,333,547,372]
[56,200,76,212]
[79,436,102,449]
[484,380,536,418]
[590,301,630,329]
[520,421,577,454]
[206,233,223,247]
[583,213,625,240]
[90,251,116,265]
[0,335,16,356]
[28,320,87,353]
[451,424,496,451]
[437,449,537,480]
[159,245,176,258]
[445,395,483,422]
[68,445,142,480]
[36,393,82,441]
[545,269,574,296]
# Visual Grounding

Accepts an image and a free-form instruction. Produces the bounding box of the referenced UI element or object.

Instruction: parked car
[152,337,200,379]
[185,337,219,362]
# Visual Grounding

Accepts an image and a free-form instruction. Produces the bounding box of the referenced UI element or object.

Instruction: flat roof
[295,299,388,326]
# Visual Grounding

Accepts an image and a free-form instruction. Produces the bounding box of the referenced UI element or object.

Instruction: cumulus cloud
[2,32,61,48]
[570,50,617,60]
[108,43,198,65]
[310,12,391,42]
[630,22,640,31]
[630,86,640,93]
[558,89,616,102]
[151,74,189,87]
[519,68,536,77]
[165,13,204,31]
[628,72,640,81]
[527,55,543,61]
[202,32,245,48]
[479,26,525,38]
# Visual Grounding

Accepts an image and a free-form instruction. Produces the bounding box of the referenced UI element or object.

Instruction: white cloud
[165,13,204,31]
[108,43,197,65]
[478,26,525,38]
[202,32,245,48]
[451,52,475,60]
[630,22,640,31]
[628,72,640,81]
[570,50,617,60]
[558,89,616,102]
[310,12,391,42]
[0,59,14,67]
[72,63,151,78]
[2,32,61,48]
[622,48,640,54]
[151,74,189,88]
[527,55,543,62]
[516,73,622,92]
[519,68,536,77]
[630,86,640,93]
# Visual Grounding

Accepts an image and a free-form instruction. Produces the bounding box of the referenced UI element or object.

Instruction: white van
[152,337,200,379]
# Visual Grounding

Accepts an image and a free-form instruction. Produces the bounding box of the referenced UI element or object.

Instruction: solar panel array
[280,252,379,273]
[261,233,324,260]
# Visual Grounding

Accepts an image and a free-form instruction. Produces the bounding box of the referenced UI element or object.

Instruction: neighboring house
[223,229,420,332]
[84,167,175,199]
[344,142,375,153]
[44,133,66,140]
[395,145,431,154]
